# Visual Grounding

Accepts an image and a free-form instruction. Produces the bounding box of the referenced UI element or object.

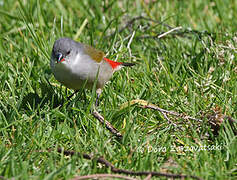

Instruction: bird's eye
[66,50,71,55]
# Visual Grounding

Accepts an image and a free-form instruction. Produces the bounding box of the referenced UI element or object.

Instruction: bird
[50,37,135,106]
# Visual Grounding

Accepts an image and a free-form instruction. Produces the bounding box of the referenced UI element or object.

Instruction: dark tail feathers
[121,62,136,67]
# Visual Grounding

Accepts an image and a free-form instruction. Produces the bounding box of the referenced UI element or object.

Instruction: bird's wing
[83,44,105,63]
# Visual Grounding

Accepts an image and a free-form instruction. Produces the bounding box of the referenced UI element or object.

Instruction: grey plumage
[50,37,134,91]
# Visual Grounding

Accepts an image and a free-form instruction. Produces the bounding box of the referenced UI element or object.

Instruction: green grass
[0,0,237,179]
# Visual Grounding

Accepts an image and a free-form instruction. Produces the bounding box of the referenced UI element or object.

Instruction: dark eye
[66,50,71,55]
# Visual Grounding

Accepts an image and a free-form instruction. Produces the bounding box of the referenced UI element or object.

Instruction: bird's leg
[67,90,79,101]
[58,90,79,108]
[92,89,123,139]
[95,88,102,107]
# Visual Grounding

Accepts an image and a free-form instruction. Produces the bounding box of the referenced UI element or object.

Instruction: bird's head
[51,38,76,64]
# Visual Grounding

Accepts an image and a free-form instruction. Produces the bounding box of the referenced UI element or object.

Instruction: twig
[92,110,123,139]
[137,29,214,40]
[53,148,202,180]
[160,111,183,131]
[118,16,172,33]
[106,15,173,38]
[143,102,236,135]
[71,174,138,180]
[144,104,202,122]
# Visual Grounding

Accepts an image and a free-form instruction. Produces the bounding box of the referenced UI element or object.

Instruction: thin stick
[137,28,214,40]
[160,111,183,131]
[71,174,138,180]
[106,16,174,38]
[144,104,202,122]
[54,148,202,180]
[92,110,123,139]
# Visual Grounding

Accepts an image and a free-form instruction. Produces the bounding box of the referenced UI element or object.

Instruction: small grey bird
[50,37,135,104]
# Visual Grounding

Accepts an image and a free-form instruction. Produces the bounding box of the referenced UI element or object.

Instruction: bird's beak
[55,53,64,63]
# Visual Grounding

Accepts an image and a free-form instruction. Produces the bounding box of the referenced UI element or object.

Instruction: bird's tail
[121,62,136,67]
[104,57,135,70]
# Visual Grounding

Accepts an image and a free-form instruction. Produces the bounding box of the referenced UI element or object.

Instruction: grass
[0,0,236,179]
